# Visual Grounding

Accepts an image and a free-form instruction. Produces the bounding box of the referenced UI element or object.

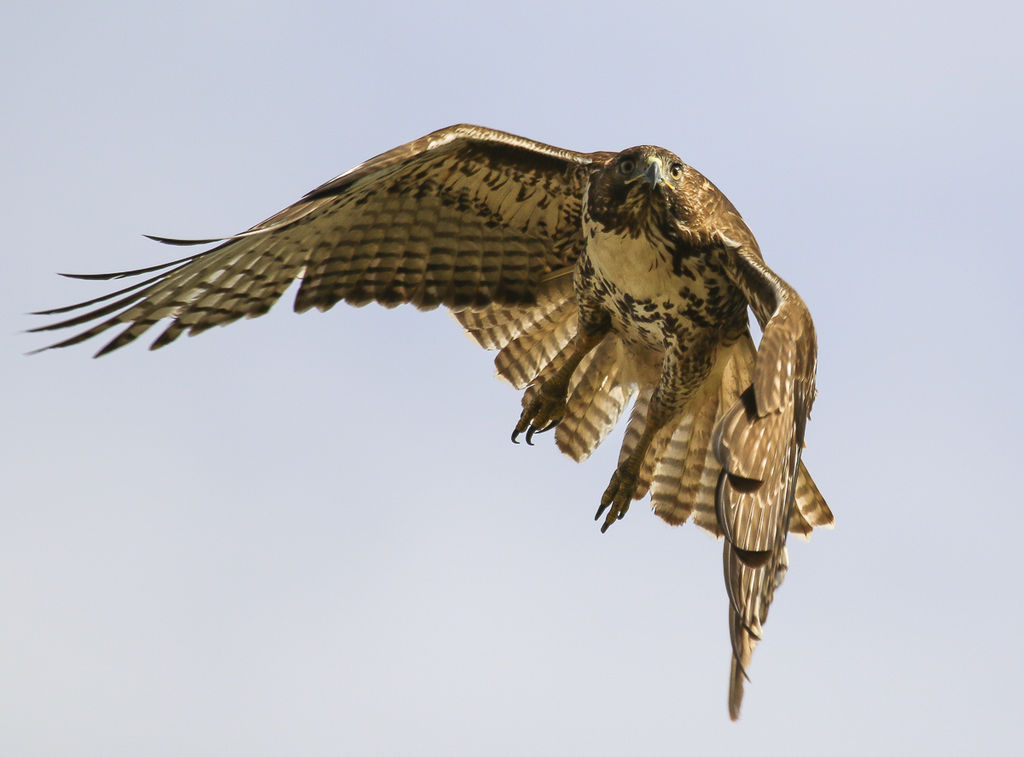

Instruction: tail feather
[617,388,673,501]
[618,387,653,472]
[636,336,760,534]
[494,312,578,389]
[650,387,722,528]
[555,338,635,462]
[793,462,834,534]
[454,272,575,351]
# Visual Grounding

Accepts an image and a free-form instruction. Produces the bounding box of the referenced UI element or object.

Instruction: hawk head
[586,146,700,239]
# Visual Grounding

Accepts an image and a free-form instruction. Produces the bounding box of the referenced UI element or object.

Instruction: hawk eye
[618,158,636,175]
[669,162,684,180]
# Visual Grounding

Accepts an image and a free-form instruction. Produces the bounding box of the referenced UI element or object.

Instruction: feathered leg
[596,333,716,532]
[511,324,608,444]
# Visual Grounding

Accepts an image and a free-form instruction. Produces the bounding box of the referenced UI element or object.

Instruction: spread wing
[31,124,602,356]
[711,230,822,720]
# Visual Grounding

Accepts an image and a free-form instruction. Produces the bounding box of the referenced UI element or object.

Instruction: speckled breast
[579,226,743,354]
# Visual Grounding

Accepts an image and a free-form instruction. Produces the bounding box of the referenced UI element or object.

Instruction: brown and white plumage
[710,232,825,719]
[32,124,832,719]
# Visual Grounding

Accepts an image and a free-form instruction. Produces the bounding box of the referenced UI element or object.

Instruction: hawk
[33,124,833,719]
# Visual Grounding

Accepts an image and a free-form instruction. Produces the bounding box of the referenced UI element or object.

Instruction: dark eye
[669,162,684,180]
[619,158,636,175]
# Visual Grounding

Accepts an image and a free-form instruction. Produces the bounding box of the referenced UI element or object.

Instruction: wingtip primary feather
[143,233,227,246]
[728,661,746,721]
[39,252,205,291]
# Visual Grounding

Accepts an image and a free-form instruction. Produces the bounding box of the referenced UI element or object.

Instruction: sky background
[3,1,1023,754]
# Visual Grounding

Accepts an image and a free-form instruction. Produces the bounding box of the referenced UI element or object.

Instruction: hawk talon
[525,420,558,445]
[595,465,638,532]
[511,386,567,445]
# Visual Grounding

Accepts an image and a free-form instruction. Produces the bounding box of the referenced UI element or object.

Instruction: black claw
[511,429,521,444]
[535,420,558,434]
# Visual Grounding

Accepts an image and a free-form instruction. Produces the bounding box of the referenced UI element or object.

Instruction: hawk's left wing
[711,229,822,720]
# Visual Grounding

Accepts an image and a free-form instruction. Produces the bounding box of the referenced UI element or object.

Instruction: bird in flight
[33,124,833,719]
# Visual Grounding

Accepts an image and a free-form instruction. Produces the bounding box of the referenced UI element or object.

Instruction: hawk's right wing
[32,125,604,356]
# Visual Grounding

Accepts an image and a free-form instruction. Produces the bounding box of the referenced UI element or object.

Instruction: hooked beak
[642,156,666,188]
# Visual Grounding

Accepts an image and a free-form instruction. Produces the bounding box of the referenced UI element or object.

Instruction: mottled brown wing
[627,332,831,538]
[32,124,602,356]
[710,230,821,721]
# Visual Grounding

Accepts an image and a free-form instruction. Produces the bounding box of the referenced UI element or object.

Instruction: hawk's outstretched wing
[712,230,825,720]
[31,124,602,356]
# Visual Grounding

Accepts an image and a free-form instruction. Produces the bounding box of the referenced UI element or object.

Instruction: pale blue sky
[4,1,1022,754]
